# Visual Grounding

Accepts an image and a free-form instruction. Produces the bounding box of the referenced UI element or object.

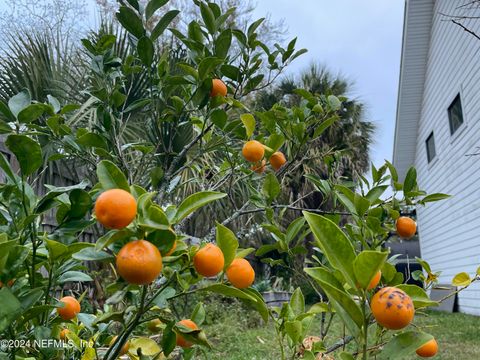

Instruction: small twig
[324,335,354,354]
[451,19,480,40]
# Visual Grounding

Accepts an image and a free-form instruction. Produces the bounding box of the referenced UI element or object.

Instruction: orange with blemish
[370,287,414,330]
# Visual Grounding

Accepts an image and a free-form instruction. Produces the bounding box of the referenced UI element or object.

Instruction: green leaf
[255,244,278,257]
[152,10,180,41]
[139,205,170,230]
[145,0,168,20]
[0,101,15,122]
[290,288,305,315]
[420,193,451,204]
[313,116,337,138]
[365,185,388,203]
[338,353,355,360]
[116,6,145,38]
[263,173,280,203]
[45,239,68,261]
[5,134,42,176]
[151,287,176,308]
[235,248,255,259]
[240,114,255,138]
[58,271,93,283]
[403,167,417,194]
[247,18,265,37]
[77,132,108,149]
[353,251,388,289]
[354,193,370,216]
[72,248,113,261]
[35,180,90,214]
[0,118,12,133]
[211,108,227,129]
[305,267,363,333]
[200,2,216,33]
[174,191,226,222]
[303,212,357,288]
[123,99,151,113]
[0,152,15,183]
[216,223,238,269]
[161,323,176,356]
[328,95,341,111]
[215,29,232,58]
[8,90,31,117]
[137,36,155,66]
[96,160,130,191]
[380,331,433,359]
[191,302,206,326]
[396,284,439,309]
[0,287,22,332]
[17,104,46,123]
[285,217,306,244]
[129,337,162,356]
[198,57,224,80]
[285,320,302,343]
[201,284,257,302]
[452,272,471,287]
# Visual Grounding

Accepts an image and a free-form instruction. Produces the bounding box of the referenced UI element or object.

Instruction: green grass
[200,309,480,359]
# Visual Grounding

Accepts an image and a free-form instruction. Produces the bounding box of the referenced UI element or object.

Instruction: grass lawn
[202,309,480,359]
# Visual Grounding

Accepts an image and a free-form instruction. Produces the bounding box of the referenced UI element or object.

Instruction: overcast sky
[1,0,405,170]
[252,1,405,170]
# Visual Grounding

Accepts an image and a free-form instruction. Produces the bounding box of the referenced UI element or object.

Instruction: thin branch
[325,335,354,354]
[451,19,480,40]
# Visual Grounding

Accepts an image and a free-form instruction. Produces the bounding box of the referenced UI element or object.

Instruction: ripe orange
[109,336,130,356]
[57,296,81,321]
[210,79,227,97]
[59,329,70,340]
[95,189,137,229]
[147,318,163,332]
[367,271,382,290]
[193,243,225,277]
[371,287,414,330]
[416,338,438,358]
[116,240,162,285]
[226,258,255,289]
[395,217,416,239]
[251,159,266,174]
[269,151,287,171]
[176,319,198,348]
[242,140,264,163]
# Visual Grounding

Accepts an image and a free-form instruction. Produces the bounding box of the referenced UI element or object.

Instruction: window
[448,94,464,135]
[426,132,436,163]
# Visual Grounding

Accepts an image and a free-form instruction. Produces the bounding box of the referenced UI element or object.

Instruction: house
[393,0,480,315]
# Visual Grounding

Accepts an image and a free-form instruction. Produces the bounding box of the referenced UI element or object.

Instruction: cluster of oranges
[242,140,287,173]
[210,78,288,174]
[92,184,256,349]
[356,216,435,358]
[193,243,255,289]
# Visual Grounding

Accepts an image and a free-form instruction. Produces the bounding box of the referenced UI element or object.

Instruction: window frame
[447,93,464,135]
[425,131,436,163]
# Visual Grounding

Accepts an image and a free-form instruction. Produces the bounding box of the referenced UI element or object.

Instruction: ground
[203,309,480,359]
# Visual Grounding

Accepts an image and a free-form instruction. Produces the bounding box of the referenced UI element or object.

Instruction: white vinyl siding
[393,0,434,180]
[414,0,480,315]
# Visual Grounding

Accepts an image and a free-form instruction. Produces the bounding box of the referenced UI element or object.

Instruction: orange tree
[0,1,477,359]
